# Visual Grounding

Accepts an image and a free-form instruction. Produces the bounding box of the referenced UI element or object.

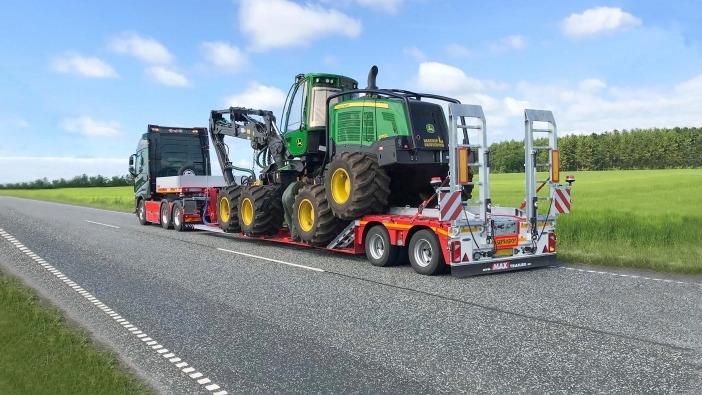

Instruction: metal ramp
[524,109,559,231]
[444,103,490,225]
[327,221,356,249]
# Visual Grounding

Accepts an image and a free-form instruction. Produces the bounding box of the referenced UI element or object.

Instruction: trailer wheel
[238,185,284,236]
[172,201,185,232]
[325,152,390,220]
[293,184,346,246]
[365,225,399,267]
[217,186,241,233]
[408,229,447,275]
[160,200,172,229]
[137,200,147,225]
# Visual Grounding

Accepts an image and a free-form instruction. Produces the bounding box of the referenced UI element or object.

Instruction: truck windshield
[156,135,206,177]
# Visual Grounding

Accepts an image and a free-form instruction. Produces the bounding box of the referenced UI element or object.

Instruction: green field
[1,168,700,274]
[0,271,152,395]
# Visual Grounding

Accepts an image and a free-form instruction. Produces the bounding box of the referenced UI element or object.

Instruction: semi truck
[129,67,573,277]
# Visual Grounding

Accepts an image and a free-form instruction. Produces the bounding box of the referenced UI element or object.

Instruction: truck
[129,66,573,277]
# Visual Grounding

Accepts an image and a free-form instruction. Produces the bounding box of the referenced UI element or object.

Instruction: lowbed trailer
[138,104,573,278]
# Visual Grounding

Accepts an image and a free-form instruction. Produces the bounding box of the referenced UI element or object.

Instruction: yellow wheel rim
[331,168,351,204]
[241,198,254,226]
[298,199,314,232]
[219,197,230,223]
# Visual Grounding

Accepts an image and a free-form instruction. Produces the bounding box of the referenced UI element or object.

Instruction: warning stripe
[439,192,462,221]
[553,189,571,213]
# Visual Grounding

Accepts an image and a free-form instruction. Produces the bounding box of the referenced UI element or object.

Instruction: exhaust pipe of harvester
[367,65,378,90]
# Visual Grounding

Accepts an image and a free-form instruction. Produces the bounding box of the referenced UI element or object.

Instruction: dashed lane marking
[83,220,120,229]
[0,228,228,395]
[218,247,325,272]
[549,265,702,287]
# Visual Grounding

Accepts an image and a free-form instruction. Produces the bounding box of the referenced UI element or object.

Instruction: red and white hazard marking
[439,191,463,221]
[553,189,571,214]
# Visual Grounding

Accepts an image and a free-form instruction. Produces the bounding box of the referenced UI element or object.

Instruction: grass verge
[0,270,152,395]
[0,186,134,212]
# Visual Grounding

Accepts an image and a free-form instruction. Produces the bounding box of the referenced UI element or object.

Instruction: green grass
[484,169,702,274]
[0,186,134,212]
[1,169,701,274]
[0,270,152,395]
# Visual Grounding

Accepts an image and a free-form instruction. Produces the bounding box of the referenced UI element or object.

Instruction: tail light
[450,240,462,263]
[548,232,556,252]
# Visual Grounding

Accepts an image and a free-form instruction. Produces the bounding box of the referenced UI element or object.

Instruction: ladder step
[531,128,552,133]
[535,163,551,168]
[457,124,481,130]
[533,146,551,150]
[467,162,481,166]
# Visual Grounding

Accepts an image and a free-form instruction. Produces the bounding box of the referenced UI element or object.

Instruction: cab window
[309,87,341,128]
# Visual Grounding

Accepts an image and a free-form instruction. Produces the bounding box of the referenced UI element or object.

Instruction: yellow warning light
[551,149,560,183]
[458,147,469,185]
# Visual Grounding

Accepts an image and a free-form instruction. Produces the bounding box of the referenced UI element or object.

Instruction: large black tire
[137,199,147,225]
[172,201,185,232]
[160,199,172,229]
[238,185,284,237]
[408,229,447,275]
[217,186,242,233]
[325,152,390,220]
[293,184,347,246]
[365,225,400,267]
[178,165,197,176]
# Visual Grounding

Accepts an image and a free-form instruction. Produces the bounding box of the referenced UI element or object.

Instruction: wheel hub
[219,197,230,223]
[331,168,351,204]
[298,199,314,232]
[241,198,254,226]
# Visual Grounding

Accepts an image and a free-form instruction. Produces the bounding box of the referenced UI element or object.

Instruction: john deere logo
[426,124,435,133]
[296,138,303,147]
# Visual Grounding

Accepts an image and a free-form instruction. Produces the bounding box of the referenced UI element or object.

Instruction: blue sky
[1,0,701,183]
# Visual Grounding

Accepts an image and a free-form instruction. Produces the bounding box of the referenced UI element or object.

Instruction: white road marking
[0,229,227,393]
[218,247,325,272]
[190,372,203,379]
[83,220,120,229]
[551,265,702,286]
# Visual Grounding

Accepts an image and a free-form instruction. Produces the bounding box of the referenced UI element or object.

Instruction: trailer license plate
[493,248,513,257]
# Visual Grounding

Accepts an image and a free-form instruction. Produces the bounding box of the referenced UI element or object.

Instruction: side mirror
[129,155,135,166]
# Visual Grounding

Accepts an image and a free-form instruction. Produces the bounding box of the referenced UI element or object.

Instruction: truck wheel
[178,165,197,176]
[172,201,185,231]
[293,184,347,246]
[238,185,284,237]
[217,186,241,233]
[365,225,399,267]
[160,199,172,229]
[408,229,447,275]
[325,152,390,220]
[137,200,147,225]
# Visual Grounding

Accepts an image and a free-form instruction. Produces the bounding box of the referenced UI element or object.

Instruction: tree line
[0,174,133,190]
[490,126,702,173]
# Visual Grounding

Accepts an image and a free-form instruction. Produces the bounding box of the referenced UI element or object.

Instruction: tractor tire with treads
[238,185,284,237]
[325,152,391,220]
[293,184,347,246]
[217,185,242,233]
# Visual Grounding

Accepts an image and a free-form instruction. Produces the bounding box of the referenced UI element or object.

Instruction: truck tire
[238,185,284,237]
[137,200,147,225]
[293,184,346,246]
[178,165,197,176]
[325,152,390,220]
[365,225,400,267]
[172,201,185,231]
[217,186,241,233]
[160,199,172,229]
[408,229,447,275]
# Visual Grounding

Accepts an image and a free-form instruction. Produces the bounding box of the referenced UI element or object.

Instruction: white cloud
[224,82,287,115]
[146,66,190,87]
[415,62,484,94]
[561,7,642,38]
[0,157,127,184]
[239,0,361,52]
[355,0,403,14]
[109,32,174,64]
[445,43,472,57]
[201,42,248,72]
[50,53,118,78]
[60,116,122,137]
[489,35,527,52]
[403,47,427,62]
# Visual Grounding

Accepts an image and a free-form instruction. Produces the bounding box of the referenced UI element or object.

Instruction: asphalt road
[0,196,700,394]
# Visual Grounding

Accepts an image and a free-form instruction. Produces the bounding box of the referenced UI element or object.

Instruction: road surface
[0,197,700,394]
